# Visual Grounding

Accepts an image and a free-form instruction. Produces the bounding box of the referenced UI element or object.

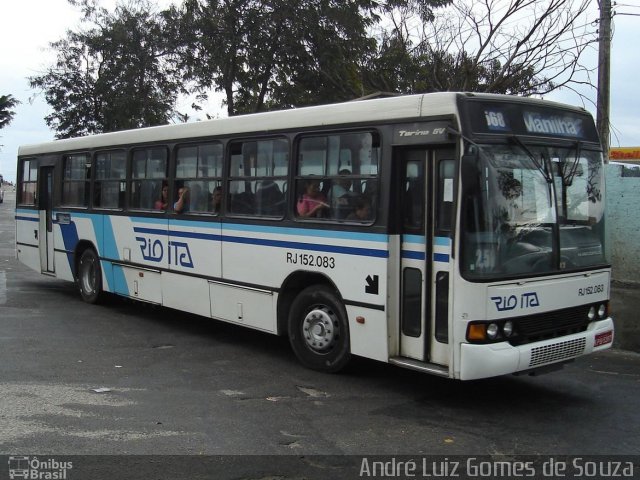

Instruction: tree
[365,0,597,97]
[0,94,19,130]
[174,0,452,116]
[30,0,183,138]
[174,0,388,116]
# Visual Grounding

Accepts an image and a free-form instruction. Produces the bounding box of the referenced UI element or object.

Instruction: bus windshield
[461,141,607,278]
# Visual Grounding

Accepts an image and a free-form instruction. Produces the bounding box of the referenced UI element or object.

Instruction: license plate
[594,331,613,347]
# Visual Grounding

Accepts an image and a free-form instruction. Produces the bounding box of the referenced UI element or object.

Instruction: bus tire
[77,248,103,304]
[287,285,351,373]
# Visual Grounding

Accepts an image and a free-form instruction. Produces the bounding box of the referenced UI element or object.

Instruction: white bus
[15,92,614,380]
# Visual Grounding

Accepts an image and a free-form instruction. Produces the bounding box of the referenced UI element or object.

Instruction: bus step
[388,357,450,377]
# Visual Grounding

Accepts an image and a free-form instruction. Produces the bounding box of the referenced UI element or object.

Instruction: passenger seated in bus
[328,169,354,218]
[346,197,372,222]
[297,180,328,218]
[209,186,222,213]
[174,186,190,213]
[154,182,169,210]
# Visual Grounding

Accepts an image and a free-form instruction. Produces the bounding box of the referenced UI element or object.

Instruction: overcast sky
[1,0,639,183]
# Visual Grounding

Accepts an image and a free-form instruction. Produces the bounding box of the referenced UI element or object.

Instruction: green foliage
[0,94,19,130]
[30,0,183,138]
[175,0,383,116]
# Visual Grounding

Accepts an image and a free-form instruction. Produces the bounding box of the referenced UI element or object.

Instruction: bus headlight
[467,320,517,343]
[486,323,499,340]
[503,320,514,338]
[587,306,596,321]
[597,303,607,319]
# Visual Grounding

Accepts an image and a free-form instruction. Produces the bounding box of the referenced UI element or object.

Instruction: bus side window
[227,138,288,218]
[19,159,38,205]
[296,132,379,222]
[175,143,223,215]
[95,150,126,209]
[130,147,168,211]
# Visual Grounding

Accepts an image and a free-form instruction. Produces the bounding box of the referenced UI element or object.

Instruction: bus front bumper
[458,318,614,380]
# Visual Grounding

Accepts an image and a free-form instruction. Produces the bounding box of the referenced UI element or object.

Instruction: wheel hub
[302,306,339,353]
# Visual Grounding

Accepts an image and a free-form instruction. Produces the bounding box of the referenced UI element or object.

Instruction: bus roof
[17,92,582,156]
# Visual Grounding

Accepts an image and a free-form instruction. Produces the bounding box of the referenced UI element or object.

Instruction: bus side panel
[162,217,222,317]
[209,282,276,333]
[347,306,389,362]
[118,266,162,304]
[108,215,168,300]
[15,210,41,273]
[163,272,212,318]
[51,213,74,283]
[219,223,390,357]
[52,212,101,283]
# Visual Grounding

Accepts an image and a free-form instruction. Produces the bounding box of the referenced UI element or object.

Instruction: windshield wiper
[509,135,552,183]
[562,140,582,186]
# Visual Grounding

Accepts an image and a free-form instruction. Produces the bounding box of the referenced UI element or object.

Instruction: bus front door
[38,166,55,274]
[398,148,454,367]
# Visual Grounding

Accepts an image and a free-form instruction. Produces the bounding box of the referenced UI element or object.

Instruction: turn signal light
[468,324,487,341]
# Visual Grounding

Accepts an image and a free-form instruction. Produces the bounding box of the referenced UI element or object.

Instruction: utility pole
[597,0,612,162]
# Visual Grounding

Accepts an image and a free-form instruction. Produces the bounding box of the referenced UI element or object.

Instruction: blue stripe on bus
[16,216,39,222]
[434,236,451,246]
[403,235,451,246]
[59,222,80,258]
[134,226,388,258]
[402,252,450,262]
[434,253,450,263]
[402,234,424,244]
[134,217,388,243]
[223,236,388,258]
[112,264,130,296]
[402,250,426,260]
[101,217,129,295]
[101,216,120,261]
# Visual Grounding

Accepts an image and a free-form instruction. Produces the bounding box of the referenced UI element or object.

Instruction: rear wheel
[77,248,103,304]
[288,285,350,372]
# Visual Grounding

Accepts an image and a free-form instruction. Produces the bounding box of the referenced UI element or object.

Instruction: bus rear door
[38,165,55,274]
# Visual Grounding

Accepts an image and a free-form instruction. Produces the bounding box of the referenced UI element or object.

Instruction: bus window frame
[226,136,290,220]
[93,149,127,211]
[293,129,381,225]
[128,146,169,213]
[18,157,39,206]
[173,141,225,216]
[60,152,92,209]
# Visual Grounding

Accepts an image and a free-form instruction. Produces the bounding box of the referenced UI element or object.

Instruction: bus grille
[529,338,586,367]
[509,305,591,346]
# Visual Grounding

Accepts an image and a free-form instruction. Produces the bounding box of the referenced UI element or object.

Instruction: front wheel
[77,248,103,304]
[288,285,351,373]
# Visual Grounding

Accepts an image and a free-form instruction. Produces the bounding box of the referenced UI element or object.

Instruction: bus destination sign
[522,110,584,138]
[466,100,598,142]
[483,108,584,138]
